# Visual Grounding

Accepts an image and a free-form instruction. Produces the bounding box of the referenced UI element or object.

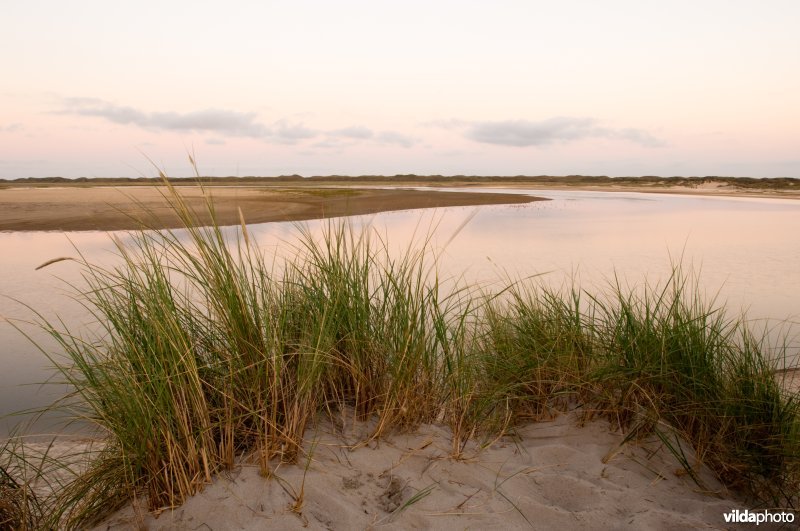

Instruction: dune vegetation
[1,180,798,529]
[3,174,800,190]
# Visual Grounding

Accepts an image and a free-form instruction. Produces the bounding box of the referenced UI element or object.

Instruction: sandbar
[0,186,540,232]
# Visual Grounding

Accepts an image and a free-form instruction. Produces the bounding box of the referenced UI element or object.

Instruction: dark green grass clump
[3,182,798,528]
[583,274,799,506]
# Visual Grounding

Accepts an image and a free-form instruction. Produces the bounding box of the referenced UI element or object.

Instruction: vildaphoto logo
[723,509,795,525]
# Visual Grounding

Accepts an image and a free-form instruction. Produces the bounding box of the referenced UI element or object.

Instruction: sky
[2,0,799,178]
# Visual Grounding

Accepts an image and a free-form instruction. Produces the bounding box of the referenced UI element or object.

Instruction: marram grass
[2,181,798,528]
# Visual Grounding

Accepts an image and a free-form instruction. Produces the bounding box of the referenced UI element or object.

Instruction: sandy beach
[93,412,754,530]
[92,366,800,529]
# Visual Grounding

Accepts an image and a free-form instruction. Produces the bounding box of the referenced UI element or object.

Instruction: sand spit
[0,186,539,232]
[94,413,764,531]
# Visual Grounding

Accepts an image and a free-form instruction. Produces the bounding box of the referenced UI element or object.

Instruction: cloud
[420,118,468,129]
[317,126,413,148]
[432,117,662,148]
[467,118,603,146]
[150,110,270,137]
[612,128,664,148]
[0,123,24,133]
[330,126,374,139]
[59,98,270,138]
[272,120,318,144]
[310,140,345,149]
[58,99,423,150]
[376,131,415,148]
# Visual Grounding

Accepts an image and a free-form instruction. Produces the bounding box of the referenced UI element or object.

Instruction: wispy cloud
[319,126,414,148]
[0,123,24,133]
[431,117,662,148]
[376,131,415,148]
[330,126,374,139]
[272,120,317,144]
[310,140,346,150]
[57,99,421,149]
[467,118,597,146]
[420,118,468,129]
[612,128,663,147]
[60,98,270,138]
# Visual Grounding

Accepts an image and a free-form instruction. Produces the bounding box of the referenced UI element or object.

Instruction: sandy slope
[94,413,757,530]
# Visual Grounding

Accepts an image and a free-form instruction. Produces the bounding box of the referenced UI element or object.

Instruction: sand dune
[95,413,756,530]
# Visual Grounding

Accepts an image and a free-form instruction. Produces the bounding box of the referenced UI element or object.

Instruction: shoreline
[466,181,800,201]
[1,180,798,232]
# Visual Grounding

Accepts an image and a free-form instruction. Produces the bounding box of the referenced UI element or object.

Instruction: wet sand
[0,186,540,232]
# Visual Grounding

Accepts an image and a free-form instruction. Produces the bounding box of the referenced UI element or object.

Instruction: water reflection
[2,189,799,434]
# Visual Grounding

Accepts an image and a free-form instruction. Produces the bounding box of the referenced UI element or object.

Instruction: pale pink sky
[2,1,799,178]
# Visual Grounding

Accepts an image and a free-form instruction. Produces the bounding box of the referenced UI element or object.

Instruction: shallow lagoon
[1,188,798,434]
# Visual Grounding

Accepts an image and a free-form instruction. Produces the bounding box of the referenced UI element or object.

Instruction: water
[2,189,798,435]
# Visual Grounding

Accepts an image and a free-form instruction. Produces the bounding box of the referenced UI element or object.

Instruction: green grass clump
[585,272,799,506]
[479,285,592,428]
[17,180,481,527]
[3,179,798,527]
